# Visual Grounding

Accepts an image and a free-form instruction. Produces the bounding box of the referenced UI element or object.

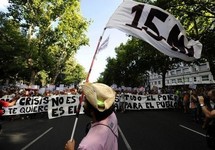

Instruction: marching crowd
[0,84,215,149]
[116,85,215,129]
[165,86,214,130]
[0,85,214,128]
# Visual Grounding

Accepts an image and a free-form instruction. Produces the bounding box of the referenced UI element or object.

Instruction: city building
[149,62,215,89]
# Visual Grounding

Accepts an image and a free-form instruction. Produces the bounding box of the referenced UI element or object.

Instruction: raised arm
[7,94,20,107]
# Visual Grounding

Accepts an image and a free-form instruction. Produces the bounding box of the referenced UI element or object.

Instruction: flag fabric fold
[97,36,110,53]
[105,0,202,61]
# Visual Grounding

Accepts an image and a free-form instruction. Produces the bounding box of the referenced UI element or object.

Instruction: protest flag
[105,0,202,61]
[97,36,110,53]
[70,28,107,140]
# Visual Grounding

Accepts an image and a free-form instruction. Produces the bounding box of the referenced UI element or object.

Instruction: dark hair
[86,100,114,122]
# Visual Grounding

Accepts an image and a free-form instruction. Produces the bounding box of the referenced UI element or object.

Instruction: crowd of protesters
[114,85,215,130]
[0,85,80,120]
[0,84,214,130]
[0,85,79,98]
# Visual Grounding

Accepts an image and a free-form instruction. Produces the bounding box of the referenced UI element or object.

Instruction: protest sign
[115,93,178,110]
[48,95,83,119]
[3,96,49,116]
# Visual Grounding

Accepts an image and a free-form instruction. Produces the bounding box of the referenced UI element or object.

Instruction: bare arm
[198,96,215,118]
[8,95,20,107]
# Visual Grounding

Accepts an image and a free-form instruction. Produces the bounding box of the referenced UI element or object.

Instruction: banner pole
[70,28,107,140]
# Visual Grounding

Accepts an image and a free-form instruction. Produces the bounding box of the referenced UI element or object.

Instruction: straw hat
[81,83,116,112]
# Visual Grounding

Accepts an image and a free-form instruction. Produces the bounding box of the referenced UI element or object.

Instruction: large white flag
[106,0,202,61]
[97,36,110,53]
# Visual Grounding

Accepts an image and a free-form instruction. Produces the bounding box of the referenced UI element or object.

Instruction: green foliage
[1,0,90,85]
[200,29,215,77]
[0,12,28,82]
[100,0,215,88]
[100,37,180,87]
[153,0,215,77]
[154,0,214,38]
[36,70,49,86]
[62,57,86,85]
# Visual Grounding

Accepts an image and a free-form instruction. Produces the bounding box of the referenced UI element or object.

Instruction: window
[184,78,189,82]
[202,75,209,81]
[176,69,181,75]
[199,65,207,71]
[200,63,207,66]
[172,79,176,83]
[183,68,189,74]
[170,71,175,75]
[191,66,197,72]
[178,78,182,83]
[193,77,197,82]
[166,80,169,84]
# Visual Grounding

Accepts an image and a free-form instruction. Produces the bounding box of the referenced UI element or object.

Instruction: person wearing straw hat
[65,82,118,150]
[65,83,118,150]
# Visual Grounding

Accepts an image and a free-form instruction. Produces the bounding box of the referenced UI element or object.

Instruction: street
[0,109,211,150]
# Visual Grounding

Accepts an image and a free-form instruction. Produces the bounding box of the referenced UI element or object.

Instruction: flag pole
[70,28,107,140]
[86,28,107,82]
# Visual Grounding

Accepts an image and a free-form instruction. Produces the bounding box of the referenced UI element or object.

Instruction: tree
[62,56,86,85]
[116,0,215,87]
[0,12,28,84]
[99,57,119,86]
[153,0,215,77]
[113,38,150,87]
[201,29,215,77]
[100,38,149,87]
[6,0,89,85]
[100,36,182,88]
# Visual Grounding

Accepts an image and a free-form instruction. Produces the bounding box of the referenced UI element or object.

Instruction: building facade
[149,62,215,89]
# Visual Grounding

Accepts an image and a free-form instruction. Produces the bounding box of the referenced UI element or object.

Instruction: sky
[0,0,9,12]
[78,0,129,82]
[0,0,129,82]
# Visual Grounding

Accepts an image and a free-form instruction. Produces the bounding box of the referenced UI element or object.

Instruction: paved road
[0,110,211,150]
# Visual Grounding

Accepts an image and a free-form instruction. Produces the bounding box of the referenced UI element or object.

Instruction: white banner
[106,0,202,61]
[2,94,178,118]
[48,95,83,119]
[115,93,178,110]
[3,96,49,116]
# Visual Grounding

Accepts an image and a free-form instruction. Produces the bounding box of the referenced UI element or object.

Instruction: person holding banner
[119,89,126,113]
[65,83,118,150]
[0,93,20,133]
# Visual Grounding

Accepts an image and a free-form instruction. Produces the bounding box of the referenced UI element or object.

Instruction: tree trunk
[162,71,166,89]
[29,70,36,85]
[28,24,35,85]
[208,60,215,80]
[51,72,60,85]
